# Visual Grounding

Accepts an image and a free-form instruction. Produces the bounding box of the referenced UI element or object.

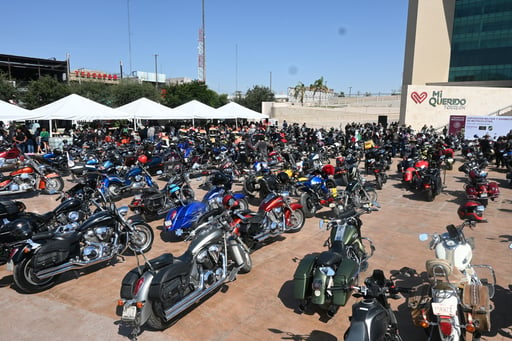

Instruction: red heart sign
[411,91,428,104]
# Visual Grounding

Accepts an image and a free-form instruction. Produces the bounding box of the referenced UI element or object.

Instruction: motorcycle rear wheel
[425,188,434,202]
[13,256,56,293]
[300,193,317,218]
[376,175,383,190]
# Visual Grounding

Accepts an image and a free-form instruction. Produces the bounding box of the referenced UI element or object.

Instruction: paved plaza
[0,156,511,341]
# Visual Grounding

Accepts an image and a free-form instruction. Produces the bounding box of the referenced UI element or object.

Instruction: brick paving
[0,157,511,341]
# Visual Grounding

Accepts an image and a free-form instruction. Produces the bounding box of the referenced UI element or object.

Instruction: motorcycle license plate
[480,192,488,198]
[122,306,137,321]
[431,302,457,316]
[6,260,13,272]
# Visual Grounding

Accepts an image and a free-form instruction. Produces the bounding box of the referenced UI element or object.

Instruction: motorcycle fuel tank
[345,298,388,341]
[435,236,472,272]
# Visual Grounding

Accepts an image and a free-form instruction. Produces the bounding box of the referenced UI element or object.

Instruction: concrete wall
[265,102,400,129]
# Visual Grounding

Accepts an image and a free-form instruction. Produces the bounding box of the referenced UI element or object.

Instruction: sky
[2,0,408,96]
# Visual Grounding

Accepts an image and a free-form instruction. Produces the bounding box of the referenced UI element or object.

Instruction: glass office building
[449,0,512,82]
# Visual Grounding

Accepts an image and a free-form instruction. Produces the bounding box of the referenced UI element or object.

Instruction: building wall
[400,0,456,123]
[264,102,400,129]
[403,84,512,130]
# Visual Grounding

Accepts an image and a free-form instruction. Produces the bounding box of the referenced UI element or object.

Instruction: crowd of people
[2,119,512,169]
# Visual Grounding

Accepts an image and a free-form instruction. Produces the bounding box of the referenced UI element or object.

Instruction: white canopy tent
[116,97,182,120]
[217,102,269,120]
[173,100,221,126]
[31,94,130,121]
[0,100,42,121]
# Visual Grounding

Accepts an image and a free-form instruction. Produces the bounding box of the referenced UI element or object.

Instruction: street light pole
[154,54,158,89]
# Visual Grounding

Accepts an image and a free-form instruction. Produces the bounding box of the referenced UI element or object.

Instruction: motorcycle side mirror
[419,233,429,241]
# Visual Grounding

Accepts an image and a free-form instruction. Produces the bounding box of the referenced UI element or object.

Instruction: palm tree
[311,77,328,106]
[293,81,306,106]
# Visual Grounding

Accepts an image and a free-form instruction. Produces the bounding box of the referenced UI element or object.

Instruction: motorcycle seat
[316,250,343,267]
[147,253,174,271]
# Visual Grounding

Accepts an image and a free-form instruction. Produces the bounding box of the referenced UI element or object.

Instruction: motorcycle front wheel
[126,222,154,254]
[43,176,64,194]
[13,256,56,293]
[286,208,305,232]
[375,174,383,190]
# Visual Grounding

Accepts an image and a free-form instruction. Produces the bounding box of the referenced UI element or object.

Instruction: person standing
[39,127,50,153]
[13,127,27,152]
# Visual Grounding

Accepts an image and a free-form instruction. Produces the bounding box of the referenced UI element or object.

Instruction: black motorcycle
[0,183,99,266]
[6,191,154,293]
[116,211,251,338]
[344,269,408,341]
[128,172,195,222]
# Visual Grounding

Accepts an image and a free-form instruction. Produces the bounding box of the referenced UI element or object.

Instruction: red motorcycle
[403,159,429,189]
[0,144,23,170]
[464,168,499,206]
[0,154,64,195]
[234,191,305,250]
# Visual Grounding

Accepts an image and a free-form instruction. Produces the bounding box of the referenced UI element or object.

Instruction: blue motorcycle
[101,156,158,201]
[163,171,248,239]
[295,172,339,218]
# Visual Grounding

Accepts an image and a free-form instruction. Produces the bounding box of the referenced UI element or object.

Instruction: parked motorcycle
[129,172,195,222]
[0,144,22,169]
[0,153,64,195]
[463,163,499,206]
[293,204,378,317]
[296,173,339,218]
[343,269,408,341]
[409,211,495,341]
[116,211,252,339]
[163,172,249,240]
[6,190,154,293]
[101,155,159,201]
[234,190,305,251]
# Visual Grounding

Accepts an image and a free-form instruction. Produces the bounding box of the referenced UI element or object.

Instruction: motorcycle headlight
[67,211,81,222]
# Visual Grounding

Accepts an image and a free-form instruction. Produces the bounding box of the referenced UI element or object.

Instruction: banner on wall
[463,116,512,140]
[448,115,466,135]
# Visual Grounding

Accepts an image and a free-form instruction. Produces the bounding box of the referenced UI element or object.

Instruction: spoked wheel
[13,256,56,293]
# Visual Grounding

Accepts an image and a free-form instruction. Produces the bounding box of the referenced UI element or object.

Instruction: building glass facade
[449,0,512,82]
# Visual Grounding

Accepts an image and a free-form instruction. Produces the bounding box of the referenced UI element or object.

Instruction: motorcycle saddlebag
[462,284,491,332]
[33,236,80,270]
[148,259,191,303]
[293,253,318,300]
[121,253,174,300]
[332,257,359,306]
[0,200,23,220]
[146,192,164,210]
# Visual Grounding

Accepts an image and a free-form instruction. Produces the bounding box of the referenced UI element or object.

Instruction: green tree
[160,81,228,108]
[110,80,159,107]
[293,81,306,106]
[22,76,71,109]
[237,85,274,112]
[310,76,328,105]
[0,72,17,102]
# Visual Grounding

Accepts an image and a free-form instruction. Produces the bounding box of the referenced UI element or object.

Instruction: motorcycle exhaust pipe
[163,272,228,321]
[34,254,115,279]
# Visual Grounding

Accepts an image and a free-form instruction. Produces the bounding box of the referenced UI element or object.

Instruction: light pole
[154,54,158,89]
[348,86,352,98]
